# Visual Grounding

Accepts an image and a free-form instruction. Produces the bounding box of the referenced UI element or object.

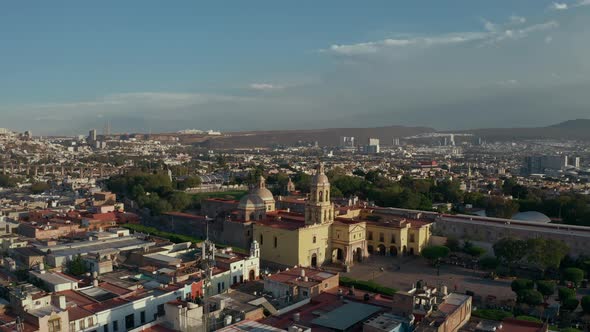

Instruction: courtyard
[341,255,515,301]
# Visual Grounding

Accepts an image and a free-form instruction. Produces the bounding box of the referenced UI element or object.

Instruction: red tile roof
[67,306,94,321]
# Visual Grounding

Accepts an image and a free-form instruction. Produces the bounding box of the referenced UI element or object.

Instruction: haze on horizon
[1,1,589,135]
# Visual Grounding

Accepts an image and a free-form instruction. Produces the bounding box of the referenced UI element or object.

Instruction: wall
[298,223,332,267]
[253,224,300,267]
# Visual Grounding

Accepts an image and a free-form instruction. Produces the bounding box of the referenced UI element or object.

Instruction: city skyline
[1,1,590,135]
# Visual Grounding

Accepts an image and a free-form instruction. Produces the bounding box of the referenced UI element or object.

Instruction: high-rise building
[574,157,581,169]
[340,136,355,148]
[523,155,568,175]
[89,129,97,142]
[366,138,380,154]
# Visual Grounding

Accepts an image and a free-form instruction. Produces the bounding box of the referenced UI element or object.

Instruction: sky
[1,1,589,135]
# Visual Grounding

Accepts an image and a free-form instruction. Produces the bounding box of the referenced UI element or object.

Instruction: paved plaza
[341,255,515,301]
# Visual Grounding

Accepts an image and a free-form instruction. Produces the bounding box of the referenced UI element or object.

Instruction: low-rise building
[263,267,339,302]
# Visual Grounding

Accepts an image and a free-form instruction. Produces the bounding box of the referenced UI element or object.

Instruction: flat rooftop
[216,320,284,332]
[311,302,382,331]
[37,236,154,257]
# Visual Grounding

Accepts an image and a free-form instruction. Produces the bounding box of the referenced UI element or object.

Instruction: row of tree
[107,171,194,215]
[493,237,570,273]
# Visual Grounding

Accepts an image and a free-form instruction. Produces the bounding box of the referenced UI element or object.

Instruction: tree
[67,255,88,276]
[479,256,500,270]
[421,245,450,275]
[30,181,49,194]
[176,176,201,190]
[511,279,534,302]
[0,174,18,188]
[562,297,580,311]
[421,245,451,262]
[167,192,191,211]
[445,237,461,252]
[521,289,543,306]
[525,238,569,272]
[494,238,527,265]
[563,267,585,288]
[484,196,520,218]
[581,296,590,314]
[536,280,556,301]
[558,287,576,302]
[465,245,486,258]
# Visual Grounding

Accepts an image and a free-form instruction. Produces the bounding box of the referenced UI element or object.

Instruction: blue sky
[1,1,589,134]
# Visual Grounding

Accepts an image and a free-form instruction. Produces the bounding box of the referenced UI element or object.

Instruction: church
[251,164,368,268]
[194,163,432,269]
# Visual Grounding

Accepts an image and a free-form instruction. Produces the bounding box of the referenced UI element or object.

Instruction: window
[368,232,373,240]
[157,304,165,316]
[274,236,278,248]
[379,233,384,242]
[113,321,119,332]
[80,319,86,330]
[260,234,263,245]
[103,325,109,332]
[70,322,75,332]
[140,311,146,324]
[125,314,134,329]
[88,317,94,327]
[313,236,316,244]
[48,318,61,332]
[410,234,415,243]
[391,234,396,243]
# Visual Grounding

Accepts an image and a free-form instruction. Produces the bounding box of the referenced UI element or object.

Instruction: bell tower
[305,163,334,225]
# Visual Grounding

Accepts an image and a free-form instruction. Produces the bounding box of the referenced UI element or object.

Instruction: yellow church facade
[251,164,432,268]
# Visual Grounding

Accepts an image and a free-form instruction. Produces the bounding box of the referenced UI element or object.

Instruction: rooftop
[311,301,383,331]
[216,320,284,332]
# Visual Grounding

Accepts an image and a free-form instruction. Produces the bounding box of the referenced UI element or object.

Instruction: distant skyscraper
[340,136,355,148]
[573,157,581,169]
[392,138,400,146]
[366,138,380,154]
[523,155,568,175]
[89,129,97,142]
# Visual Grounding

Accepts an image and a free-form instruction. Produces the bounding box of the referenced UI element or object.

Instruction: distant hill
[547,119,590,130]
[193,125,435,148]
[459,119,590,141]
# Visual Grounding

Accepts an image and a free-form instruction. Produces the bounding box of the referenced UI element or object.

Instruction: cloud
[323,33,487,56]
[550,2,569,10]
[322,16,557,57]
[249,83,285,91]
[550,0,590,10]
[509,15,527,24]
[484,21,559,44]
[498,79,519,86]
[28,92,252,111]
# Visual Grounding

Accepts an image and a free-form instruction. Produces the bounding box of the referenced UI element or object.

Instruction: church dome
[312,163,330,185]
[250,187,274,202]
[313,173,330,185]
[238,194,266,210]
